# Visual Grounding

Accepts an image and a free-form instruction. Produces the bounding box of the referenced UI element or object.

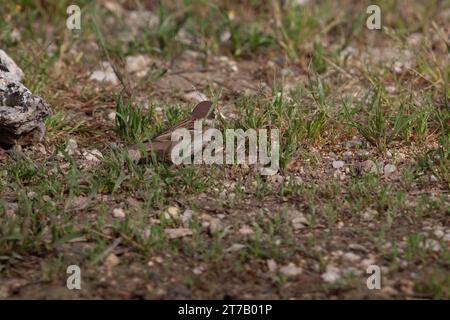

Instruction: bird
[127,101,215,163]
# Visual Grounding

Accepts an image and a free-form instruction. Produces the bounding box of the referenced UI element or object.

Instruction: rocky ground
[0,0,449,299]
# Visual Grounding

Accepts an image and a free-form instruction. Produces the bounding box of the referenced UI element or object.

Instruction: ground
[0,0,449,299]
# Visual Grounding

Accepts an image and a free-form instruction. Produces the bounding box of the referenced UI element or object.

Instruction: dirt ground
[0,0,449,299]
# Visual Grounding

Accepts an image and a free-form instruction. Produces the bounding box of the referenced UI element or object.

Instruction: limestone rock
[0,51,51,145]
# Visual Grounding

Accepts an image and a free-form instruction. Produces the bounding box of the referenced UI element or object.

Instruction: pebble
[362,160,378,173]
[107,111,116,121]
[165,206,180,219]
[267,259,278,272]
[292,215,308,230]
[342,252,361,263]
[113,208,126,219]
[239,225,254,235]
[321,269,341,283]
[125,54,151,78]
[89,62,119,85]
[208,218,222,234]
[384,164,397,176]
[332,160,345,169]
[104,253,120,269]
[181,209,193,226]
[82,149,103,164]
[279,263,303,277]
[362,208,378,221]
[165,228,193,239]
[342,151,353,160]
[65,139,78,156]
[184,91,208,103]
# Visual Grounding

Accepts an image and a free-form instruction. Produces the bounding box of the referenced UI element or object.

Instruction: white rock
[384,164,397,176]
[291,212,308,229]
[360,258,376,269]
[424,239,441,252]
[0,49,24,81]
[165,206,180,219]
[125,54,151,77]
[239,225,254,235]
[267,259,278,272]
[181,209,193,226]
[208,218,222,234]
[184,91,208,102]
[362,208,378,221]
[279,263,302,277]
[107,111,116,121]
[362,160,378,173]
[104,253,120,269]
[113,208,126,219]
[165,228,193,239]
[321,266,341,283]
[443,233,450,242]
[89,62,119,85]
[332,160,345,169]
[65,139,78,156]
[220,31,231,43]
[192,266,203,275]
[342,252,361,263]
[83,149,103,163]
[433,229,444,238]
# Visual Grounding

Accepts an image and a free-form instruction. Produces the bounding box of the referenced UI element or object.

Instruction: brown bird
[127,101,215,162]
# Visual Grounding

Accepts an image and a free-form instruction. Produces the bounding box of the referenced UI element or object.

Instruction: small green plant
[343,88,414,151]
[115,95,152,143]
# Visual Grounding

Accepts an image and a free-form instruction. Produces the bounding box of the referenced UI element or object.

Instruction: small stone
[239,225,254,235]
[362,160,378,173]
[65,139,78,156]
[443,232,450,242]
[342,252,361,263]
[291,213,308,229]
[332,160,345,169]
[113,208,126,219]
[433,229,444,238]
[342,151,353,160]
[165,228,193,239]
[104,254,120,269]
[166,206,180,219]
[360,258,376,269]
[267,259,278,272]
[181,209,193,226]
[82,149,103,165]
[208,218,222,234]
[71,196,89,209]
[107,111,116,121]
[279,263,302,277]
[430,175,438,182]
[192,266,203,275]
[0,49,24,81]
[184,91,208,103]
[423,239,441,252]
[89,62,119,85]
[321,266,341,283]
[384,164,397,176]
[220,31,231,43]
[125,55,151,78]
[362,208,378,221]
